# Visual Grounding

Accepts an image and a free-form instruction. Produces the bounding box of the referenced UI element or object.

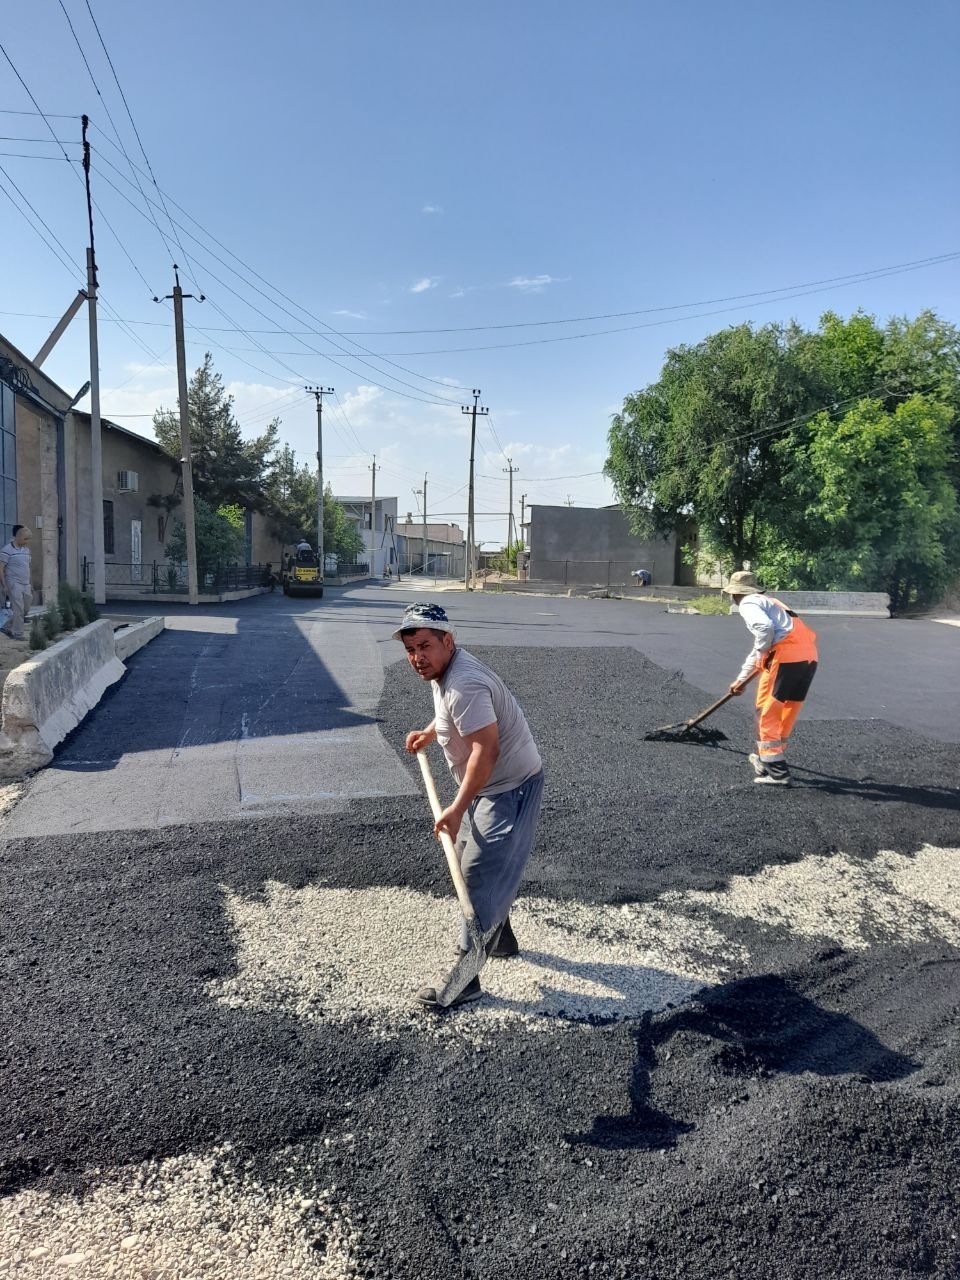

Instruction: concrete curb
[0,616,166,781]
[114,615,165,662]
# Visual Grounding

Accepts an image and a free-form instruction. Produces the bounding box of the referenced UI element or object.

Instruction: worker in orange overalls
[724,570,818,786]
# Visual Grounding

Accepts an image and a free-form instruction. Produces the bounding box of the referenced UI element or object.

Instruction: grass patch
[688,594,730,616]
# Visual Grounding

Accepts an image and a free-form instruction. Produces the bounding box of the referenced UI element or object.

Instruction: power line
[57,0,177,275]
[79,0,198,286]
[89,150,465,408]
[282,252,960,336]
[85,125,474,402]
[0,41,75,162]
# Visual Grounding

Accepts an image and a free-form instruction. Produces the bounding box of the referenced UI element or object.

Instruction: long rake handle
[416,750,481,933]
[685,667,759,728]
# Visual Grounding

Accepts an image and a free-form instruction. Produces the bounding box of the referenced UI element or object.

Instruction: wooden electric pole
[305,386,333,567]
[156,266,205,604]
[503,458,519,552]
[461,389,488,588]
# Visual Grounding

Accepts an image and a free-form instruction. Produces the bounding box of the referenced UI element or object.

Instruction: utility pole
[520,493,526,540]
[305,385,333,567]
[421,474,428,574]
[503,458,519,553]
[81,115,105,605]
[368,456,380,577]
[156,265,205,605]
[565,494,574,507]
[461,389,488,588]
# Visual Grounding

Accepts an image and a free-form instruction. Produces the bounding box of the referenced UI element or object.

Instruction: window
[103,500,115,555]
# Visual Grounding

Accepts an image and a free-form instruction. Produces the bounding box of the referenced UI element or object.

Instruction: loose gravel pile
[0,645,958,1278]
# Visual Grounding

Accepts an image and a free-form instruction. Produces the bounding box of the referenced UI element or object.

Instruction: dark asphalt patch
[379,646,960,903]
[1,644,958,1277]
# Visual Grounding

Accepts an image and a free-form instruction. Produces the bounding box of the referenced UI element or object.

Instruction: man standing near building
[0,525,33,641]
[396,602,544,1010]
[726,570,818,786]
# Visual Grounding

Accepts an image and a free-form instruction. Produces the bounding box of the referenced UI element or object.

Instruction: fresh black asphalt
[2,590,959,1278]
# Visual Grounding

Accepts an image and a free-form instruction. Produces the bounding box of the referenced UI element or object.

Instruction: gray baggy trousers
[455,769,545,949]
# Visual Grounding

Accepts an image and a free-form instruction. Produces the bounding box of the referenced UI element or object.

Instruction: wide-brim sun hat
[392,601,457,640]
[723,570,764,595]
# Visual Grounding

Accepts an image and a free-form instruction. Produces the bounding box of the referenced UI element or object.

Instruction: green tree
[153,353,279,509]
[166,498,245,574]
[264,450,364,561]
[605,323,809,568]
[758,395,960,610]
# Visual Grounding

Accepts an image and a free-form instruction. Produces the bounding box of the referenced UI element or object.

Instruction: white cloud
[410,277,437,294]
[506,274,570,293]
[421,204,444,215]
[333,309,367,320]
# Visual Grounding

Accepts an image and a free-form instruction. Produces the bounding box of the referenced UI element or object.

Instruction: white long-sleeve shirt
[735,593,793,683]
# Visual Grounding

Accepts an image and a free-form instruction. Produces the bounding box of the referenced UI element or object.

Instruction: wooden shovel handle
[416,750,481,929]
[686,667,760,727]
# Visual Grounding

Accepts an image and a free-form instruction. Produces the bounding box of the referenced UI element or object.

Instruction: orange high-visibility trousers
[755,606,818,763]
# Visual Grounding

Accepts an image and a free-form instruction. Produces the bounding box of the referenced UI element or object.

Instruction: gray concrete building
[526,502,690,587]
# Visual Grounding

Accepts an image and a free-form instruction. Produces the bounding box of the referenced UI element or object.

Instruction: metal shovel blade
[436,917,501,1007]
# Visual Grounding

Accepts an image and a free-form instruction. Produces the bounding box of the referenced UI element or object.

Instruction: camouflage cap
[391,601,457,641]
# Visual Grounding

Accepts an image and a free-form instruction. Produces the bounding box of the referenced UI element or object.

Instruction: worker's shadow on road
[568,973,919,1152]
[791,769,960,811]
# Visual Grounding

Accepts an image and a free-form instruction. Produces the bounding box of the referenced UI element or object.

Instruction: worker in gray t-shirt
[395,601,544,1011]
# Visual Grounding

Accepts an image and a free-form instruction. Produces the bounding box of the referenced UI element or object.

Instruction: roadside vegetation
[606,310,960,611]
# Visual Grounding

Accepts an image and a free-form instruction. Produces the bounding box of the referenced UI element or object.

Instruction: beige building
[2,332,200,599]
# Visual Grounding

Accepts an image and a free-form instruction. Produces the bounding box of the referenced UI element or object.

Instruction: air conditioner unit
[117,470,139,492]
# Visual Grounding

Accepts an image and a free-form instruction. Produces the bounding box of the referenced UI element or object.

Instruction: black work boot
[754,760,791,786]
[415,975,482,1011]
[455,915,520,961]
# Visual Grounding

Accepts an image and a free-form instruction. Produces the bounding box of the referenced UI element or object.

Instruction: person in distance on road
[726,570,818,787]
[396,601,544,1010]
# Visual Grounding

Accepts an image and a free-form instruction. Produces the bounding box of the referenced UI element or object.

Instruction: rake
[644,669,758,743]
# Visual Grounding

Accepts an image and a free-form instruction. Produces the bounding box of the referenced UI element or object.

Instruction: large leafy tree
[605,322,810,568]
[153,353,279,509]
[759,396,960,611]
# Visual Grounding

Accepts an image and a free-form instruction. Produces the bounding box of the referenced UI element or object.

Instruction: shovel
[416,750,500,1007]
[644,668,759,743]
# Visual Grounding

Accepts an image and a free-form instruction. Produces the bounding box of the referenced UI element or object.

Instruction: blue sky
[2,0,958,545]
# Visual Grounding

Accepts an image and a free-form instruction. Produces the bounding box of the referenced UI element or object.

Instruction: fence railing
[84,559,270,594]
[529,559,658,587]
[331,562,370,578]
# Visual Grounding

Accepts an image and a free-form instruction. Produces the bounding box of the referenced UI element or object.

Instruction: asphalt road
[1,584,958,1278]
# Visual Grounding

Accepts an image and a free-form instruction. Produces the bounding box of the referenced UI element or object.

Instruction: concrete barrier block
[0,619,125,780]
[114,615,164,661]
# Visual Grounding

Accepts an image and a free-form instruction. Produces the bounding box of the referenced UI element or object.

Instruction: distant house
[523,502,694,587]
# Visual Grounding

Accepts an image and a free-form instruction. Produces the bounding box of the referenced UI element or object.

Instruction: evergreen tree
[153,353,279,509]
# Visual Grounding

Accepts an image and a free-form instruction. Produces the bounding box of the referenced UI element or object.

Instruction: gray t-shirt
[432,647,542,796]
[0,542,31,590]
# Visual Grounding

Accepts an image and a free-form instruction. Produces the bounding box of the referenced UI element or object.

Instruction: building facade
[525,502,690,587]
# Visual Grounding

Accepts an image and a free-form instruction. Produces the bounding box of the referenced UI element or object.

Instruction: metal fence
[332,562,370,578]
[84,559,270,594]
[529,559,656,587]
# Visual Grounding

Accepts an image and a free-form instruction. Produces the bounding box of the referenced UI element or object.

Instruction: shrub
[42,605,64,642]
[57,582,82,630]
[80,593,100,623]
[28,617,47,651]
[688,594,731,616]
